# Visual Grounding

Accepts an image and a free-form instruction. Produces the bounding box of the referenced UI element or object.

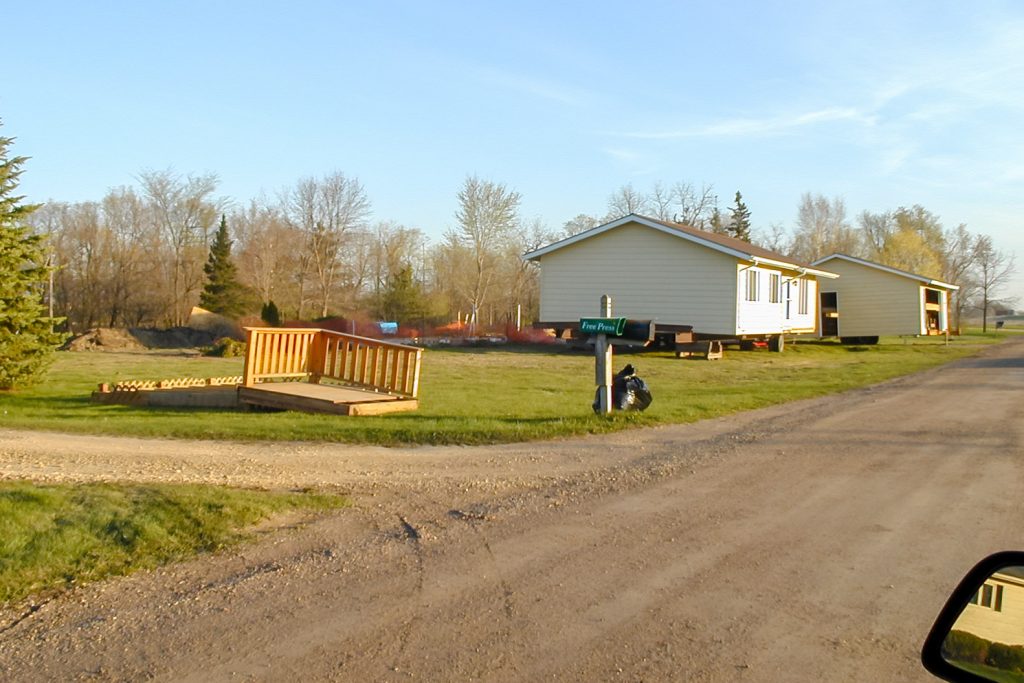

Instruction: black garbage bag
[593,364,653,413]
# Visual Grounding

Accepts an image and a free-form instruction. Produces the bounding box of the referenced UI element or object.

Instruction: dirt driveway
[1,338,1022,681]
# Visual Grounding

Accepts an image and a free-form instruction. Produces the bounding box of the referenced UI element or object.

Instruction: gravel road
[1,338,1022,681]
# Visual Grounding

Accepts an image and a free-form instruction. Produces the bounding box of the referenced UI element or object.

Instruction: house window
[769,274,781,303]
[970,583,1003,611]
[745,270,759,301]
[798,279,809,315]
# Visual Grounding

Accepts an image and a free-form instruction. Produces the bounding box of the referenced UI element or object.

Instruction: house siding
[817,258,925,336]
[733,267,820,335]
[785,276,819,333]
[951,574,1024,646]
[736,265,780,334]
[537,222,738,333]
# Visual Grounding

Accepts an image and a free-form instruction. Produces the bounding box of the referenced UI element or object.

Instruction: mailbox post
[592,295,614,414]
[580,298,655,414]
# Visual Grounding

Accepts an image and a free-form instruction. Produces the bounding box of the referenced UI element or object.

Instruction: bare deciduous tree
[973,234,1016,332]
[939,223,978,331]
[605,183,650,220]
[139,169,221,325]
[33,187,163,329]
[500,218,557,325]
[286,172,370,318]
[601,181,718,227]
[649,182,674,221]
[753,222,790,253]
[562,213,600,237]
[670,181,717,228]
[101,187,157,326]
[858,209,892,257]
[790,193,859,262]
[450,175,521,330]
[232,197,301,316]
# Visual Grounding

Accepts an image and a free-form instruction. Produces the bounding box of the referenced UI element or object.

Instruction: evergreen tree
[200,215,253,318]
[0,128,64,389]
[261,300,281,327]
[727,191,752,242]
[708,207,727,235]
[378,265,425,323]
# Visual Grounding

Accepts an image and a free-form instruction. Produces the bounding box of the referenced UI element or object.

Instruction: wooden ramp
[240,327,424,416]
[238,383,418,416]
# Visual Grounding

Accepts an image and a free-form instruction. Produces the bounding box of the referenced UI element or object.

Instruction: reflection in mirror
[942,566,1024,681]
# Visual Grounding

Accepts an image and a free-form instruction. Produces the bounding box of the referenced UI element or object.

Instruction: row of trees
[786,194,1014,330]
[562,182,752,241]
[30,169,551,333]
[24,167,1019,335]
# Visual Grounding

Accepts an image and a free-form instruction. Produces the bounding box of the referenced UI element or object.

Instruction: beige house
[951,569,1024,646]
[809,254,959,343]
[524,214,838,350]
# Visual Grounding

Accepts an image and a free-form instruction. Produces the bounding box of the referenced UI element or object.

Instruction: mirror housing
[922,551,1024,682]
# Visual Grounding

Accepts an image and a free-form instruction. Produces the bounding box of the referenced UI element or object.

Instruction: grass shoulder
[0,480,347,608]
[0,333,1010,445]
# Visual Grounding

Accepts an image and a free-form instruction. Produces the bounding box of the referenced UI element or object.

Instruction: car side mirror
[922,551,1024,681]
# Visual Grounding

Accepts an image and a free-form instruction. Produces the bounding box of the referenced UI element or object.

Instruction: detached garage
[810,254,959,342]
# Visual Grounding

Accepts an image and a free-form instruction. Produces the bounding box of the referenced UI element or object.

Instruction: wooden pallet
[675,339,724,360]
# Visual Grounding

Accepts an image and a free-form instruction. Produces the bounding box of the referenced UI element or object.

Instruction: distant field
[0,333,1009,445]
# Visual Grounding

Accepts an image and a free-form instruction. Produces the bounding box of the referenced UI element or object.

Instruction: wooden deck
[239,327,424,416]
[90,329,424,416]
[238,382,419,416]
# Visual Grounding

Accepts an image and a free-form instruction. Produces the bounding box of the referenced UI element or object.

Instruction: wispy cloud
[621,107,871,140]
[470,65,589,106]
[603,147,645,164]
[601,147,659,177]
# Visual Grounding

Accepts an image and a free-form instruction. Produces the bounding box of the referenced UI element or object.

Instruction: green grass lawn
[0,481,348,607]
[948,660,1024,683]
[0,333,1009,445]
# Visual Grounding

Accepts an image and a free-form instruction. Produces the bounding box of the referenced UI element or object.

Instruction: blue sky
[4,1,1023,299]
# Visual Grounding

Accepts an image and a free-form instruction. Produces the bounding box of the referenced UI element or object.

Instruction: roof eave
[812,253,956,288]
[524,214,772,263]
[751,256,839,278]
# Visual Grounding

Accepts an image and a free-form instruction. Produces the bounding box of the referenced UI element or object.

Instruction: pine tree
[0,128,64,389]
[200,215,253,318]
[728,191,752,242]
[378,265,425,323]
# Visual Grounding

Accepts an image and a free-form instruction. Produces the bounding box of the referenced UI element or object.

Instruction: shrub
[987,642,1024,672]
[260,301,281,327]
[943,630,990,664]
[203,337,247,358]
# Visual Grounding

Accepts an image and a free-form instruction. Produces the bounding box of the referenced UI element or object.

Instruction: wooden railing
[243,328,318,384]
[243,328,423,398]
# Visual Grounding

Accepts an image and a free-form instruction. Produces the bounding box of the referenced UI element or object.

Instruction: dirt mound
[63,328,146,352]
[63,327,218,351]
